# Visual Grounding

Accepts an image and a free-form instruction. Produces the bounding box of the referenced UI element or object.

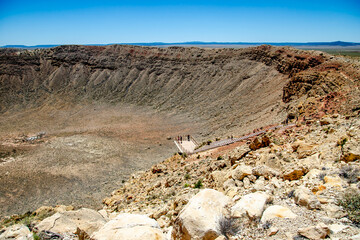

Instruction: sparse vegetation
[339,165,359,183]
[184,183,190,188]
[287,190,295,198]
[338,189,360,225]
[216,215,241,239]
[217,156,223,160]
[179,152,188,159]
[207,140,212,145]
[194,180,203,189]
[184,173,191,180]
[337,137,348,149]
[33,233,40,240]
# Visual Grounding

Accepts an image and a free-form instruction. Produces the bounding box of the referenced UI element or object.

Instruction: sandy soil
[0,103,203,216]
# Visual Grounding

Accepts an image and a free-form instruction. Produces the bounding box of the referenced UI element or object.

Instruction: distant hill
[1,41,360,49]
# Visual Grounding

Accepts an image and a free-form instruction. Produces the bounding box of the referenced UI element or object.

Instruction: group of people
[176,135,191,144]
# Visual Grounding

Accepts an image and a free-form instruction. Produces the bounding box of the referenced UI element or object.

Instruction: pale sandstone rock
[341,138,360,162]
[223,179,236,190]
[328,224,348,234]
[232,164,252,181]
[269,177,282,188]
[0,224,33,240]
[231,192,269,219]
[252,165,280,179]
[322,204,347,219]
[91,213,164,240]
[54,205,74,213]
[303,169,322,181]
[261,205,297,223]
[294,186,321,209]
[172,189,232,240]
[324,175,346,189]
[35,208,106,236]
[292,140,316,159]
[269,227,279,236]
[97,209,109,221]
[225,186,238,198]
[298,223,330,240]
[253,177,266,191]
[152,206,169,219]
[210,171,227,190]
[214,236,227,240]
[243,177,251,189]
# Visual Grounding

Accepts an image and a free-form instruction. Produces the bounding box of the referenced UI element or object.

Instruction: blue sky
[0,0,359,45]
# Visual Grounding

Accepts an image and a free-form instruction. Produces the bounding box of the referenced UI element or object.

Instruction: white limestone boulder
[91,213,165,240]
[34,208,107,236]
[231,192,269,219]
[171,189,232,240]
[261,205,297,223]
[0,224,33,240]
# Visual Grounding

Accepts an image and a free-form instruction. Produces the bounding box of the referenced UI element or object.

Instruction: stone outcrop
[34,208,107,236]
[298,223,330,240]
[294,186,321,210]
[231,192,269,219]
[232,164,252,181]
[261,205,297,223]
[91,213,165,240]
[0,224,32,240]
[172,189,232,240]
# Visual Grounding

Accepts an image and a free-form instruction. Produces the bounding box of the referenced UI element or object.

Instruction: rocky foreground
[1,113,359,240]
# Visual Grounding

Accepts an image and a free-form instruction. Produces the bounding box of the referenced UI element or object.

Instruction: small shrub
[338,189,360,225]
[216,215,241,239]
[216,137,220,141]
[184,183,189,188]
[287,190,295,198]
[217,156,223,160]
[194,180,203,189]
[207,140,212,145]
[33,233,40,240]
[337,137,348,149]
[179,152,188,159]
[339,165,359,183]
[197,155,200,159]
[184,173,191,180]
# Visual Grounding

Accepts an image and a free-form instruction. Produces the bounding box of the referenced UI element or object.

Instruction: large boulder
[341,139,360,162]
[34,208,107,236]
[281,165,308,181]
[298,223,330,240]
[172,189,232,240]
[294,186,321,210]
[0,224,33,240]
[210,171,227,190]
[249,136,270,151]
[232,164,252,181]
[252,165,280,179]
[231,192,269,219]
[292,141,316,159]
[260,205,297,223]
[91,213,165,240]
